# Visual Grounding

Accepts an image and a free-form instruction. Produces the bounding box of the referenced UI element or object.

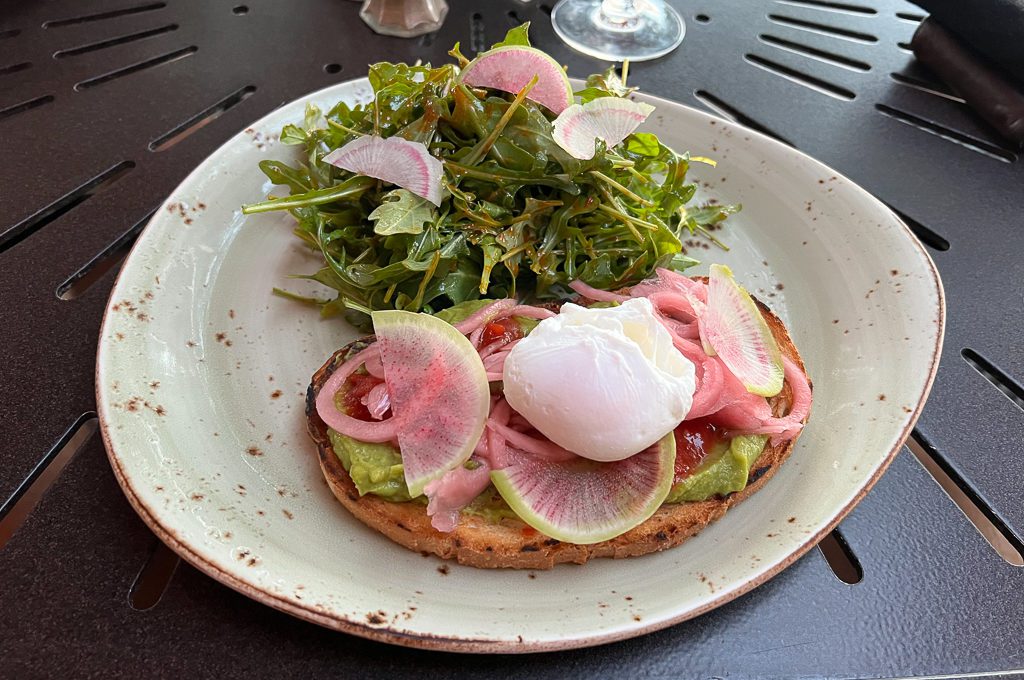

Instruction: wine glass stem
[598,0,641,30]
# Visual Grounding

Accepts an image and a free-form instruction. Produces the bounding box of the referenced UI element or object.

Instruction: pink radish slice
[372,309,491,496]
[490,434,676,544]
[702,264,784,397]
[552,98,656,160]
[315,344,398,442]
[569,279,630,303]
[323,135,443,206]
[459,45,573,114]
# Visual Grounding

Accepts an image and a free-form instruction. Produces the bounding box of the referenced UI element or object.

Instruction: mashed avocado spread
[664,434,768,503]
[326,300,769,513]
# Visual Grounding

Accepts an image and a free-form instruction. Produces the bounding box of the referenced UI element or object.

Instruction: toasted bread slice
[305,297,810,569]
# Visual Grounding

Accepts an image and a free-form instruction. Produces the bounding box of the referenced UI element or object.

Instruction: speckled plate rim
[96,82,945,654]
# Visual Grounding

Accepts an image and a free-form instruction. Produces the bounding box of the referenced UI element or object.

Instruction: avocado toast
[305,276,811,569]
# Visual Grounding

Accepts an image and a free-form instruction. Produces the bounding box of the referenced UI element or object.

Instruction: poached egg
[502,297,696,462]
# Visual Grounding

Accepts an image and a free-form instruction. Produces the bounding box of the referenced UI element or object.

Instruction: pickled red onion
[454,299,517,335]
[484,398,512,469]
[363,350,385,379]
[506,304,557,320]
[315,344,398,442]
[568,279,629,303]
[487,421,578,462]
[361,382,391,420]
[424,462,493,532]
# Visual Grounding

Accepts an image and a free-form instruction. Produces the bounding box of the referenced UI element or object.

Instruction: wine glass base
[551,0,685,62]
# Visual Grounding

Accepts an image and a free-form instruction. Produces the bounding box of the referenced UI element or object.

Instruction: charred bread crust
[305,295,810,569]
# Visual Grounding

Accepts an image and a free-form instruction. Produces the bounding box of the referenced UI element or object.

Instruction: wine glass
[550,0,685,62]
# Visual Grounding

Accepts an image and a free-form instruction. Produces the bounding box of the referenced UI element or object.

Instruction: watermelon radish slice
[552,98,655,160]
[459,46,573,114]
[372,310,491,496]
[323,135,444,206]
[702,264,784,397]
[490,433,676,544]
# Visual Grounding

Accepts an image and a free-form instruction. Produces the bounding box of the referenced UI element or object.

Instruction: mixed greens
[242,24,738,328]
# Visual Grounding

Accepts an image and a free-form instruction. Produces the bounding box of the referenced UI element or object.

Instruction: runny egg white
[502,297,696,462]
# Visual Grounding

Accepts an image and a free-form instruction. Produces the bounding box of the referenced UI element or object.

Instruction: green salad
[242,23,738,328]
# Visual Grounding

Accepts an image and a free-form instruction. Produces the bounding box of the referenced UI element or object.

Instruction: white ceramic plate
[97,78,943,652]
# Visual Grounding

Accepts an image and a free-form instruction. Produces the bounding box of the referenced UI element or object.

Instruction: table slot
[52,23,179,59]
[766,14,879,44]
[775,0,878,17]
[128,539,180,610]
[908,430,1024,567]
[757,33,872,72]
[817,528,864,584]
[889,71,963,102]
[42,2,168,29]
[0,94,54,123]
[0,61,32,77]
[961,349,1024,414]
[0,161,135,255]
[57,208,156,301]
[882,203,950,251]
[73,44,197,91]
[692,89,796,146]
[149,85,257,152]
[874,103,1017,163]
[0,413,98,551]
[745,52,858,100]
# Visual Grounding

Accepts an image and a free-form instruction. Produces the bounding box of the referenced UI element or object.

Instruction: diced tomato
[481,317,524,348]
[672,417,723,484]
[339,372,383,422]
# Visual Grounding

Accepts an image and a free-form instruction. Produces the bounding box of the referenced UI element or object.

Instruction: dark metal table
[2,0,1022,676]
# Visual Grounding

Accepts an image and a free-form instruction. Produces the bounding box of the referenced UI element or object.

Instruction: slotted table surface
[2,0,1023,676]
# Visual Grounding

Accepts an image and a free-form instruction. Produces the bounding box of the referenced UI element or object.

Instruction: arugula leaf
[626,132,660,157]
[280,124,308,145]
[243,22,740,323]
[575,65,637,104]
[368,189,437,235]
[493,23,532,48]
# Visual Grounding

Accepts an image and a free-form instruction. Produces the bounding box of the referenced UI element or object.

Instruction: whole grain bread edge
[305,295,811,569]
